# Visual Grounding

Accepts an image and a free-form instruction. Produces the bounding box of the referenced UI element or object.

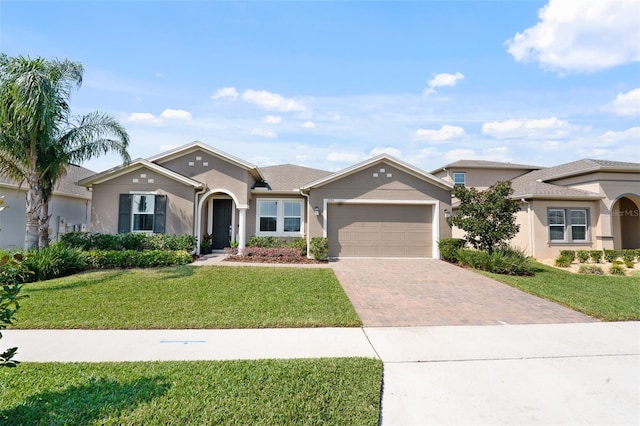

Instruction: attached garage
[328,203,433,258]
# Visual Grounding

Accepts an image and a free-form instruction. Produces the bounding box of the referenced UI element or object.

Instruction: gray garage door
[328,204,433,258]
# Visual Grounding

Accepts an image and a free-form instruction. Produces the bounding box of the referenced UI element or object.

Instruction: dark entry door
[212,199,232,249]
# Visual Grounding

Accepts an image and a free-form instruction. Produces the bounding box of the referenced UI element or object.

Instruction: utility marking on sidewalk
[160,340,207,345]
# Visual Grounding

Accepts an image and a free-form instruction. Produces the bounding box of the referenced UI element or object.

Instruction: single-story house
[0,165,94,249]
[433,159,640,258]
[78,141,453,259]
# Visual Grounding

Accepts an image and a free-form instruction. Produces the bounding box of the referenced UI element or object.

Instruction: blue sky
[2,0,639,173]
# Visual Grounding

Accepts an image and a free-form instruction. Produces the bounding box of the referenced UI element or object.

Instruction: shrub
[589,250,603,263]
[22,244,90,282]
[604,249,619,263]
[61,232,196,252]
[456,247,534,276]
[625,260,635,269]
[88,250,192,269]
[242,247,302,258]
[636,249,640,261]
[246,236,307,256]
[437,238,466,263]
[559,250,576,262]
[609,264,626,276]
[578,264,604,275]
[576,250,590,263]
[554,255,572,268]
[0,253,29,367]
[310,237,329,261]
[621,249,636,263]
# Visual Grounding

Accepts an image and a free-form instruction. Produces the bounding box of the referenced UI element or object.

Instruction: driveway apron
[330,258,596,326]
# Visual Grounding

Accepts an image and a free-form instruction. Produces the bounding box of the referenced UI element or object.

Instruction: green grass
[14,266,361,329]
[0,358,382,425]
[480,262,640,321]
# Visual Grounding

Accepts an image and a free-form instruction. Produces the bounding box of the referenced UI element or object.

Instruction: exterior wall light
[314,206,320,216]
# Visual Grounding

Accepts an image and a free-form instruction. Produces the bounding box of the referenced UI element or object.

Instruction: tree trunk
[39,199,51,249]
[24,182,42,251]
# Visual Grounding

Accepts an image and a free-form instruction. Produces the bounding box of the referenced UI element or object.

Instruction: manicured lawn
[481,262,640,321]
[14,266,361,329]
[0,358,382,425]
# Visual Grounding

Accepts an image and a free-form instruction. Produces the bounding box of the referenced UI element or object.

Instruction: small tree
[449,181,521,254]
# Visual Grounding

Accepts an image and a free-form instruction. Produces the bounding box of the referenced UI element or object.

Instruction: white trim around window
[453,172,466,186]
[256,198,304,236]
[548,208,589,243]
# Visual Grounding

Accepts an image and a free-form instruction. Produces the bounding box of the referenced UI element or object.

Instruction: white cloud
[444,147,511,163]
[301,121,315,129]
[160,109,192,120]
[415,125,466,142]
[262,115,282,124]
[211,87,239,101]
[482,117,576,139]
[603,88,640,116]
[445,149,476,163]
[126,112,163,126]
[506,0,640,73]
[242,89,306,112]
[601,127,640,144]
[369,147,402,158]
[424,72,465,95]
[250,128,278,138]
[328,152,363,163]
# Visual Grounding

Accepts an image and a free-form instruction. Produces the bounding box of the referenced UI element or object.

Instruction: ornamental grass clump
[554,255,572,268]
[578,264,604,275]
[609,263,626,276]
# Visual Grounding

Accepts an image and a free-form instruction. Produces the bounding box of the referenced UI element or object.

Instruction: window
[118,193,166,234]
[548,208,588,243]
[453,172,466,186]
[257,199,304,235]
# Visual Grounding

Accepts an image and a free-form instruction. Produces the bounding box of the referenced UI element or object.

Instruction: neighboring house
[0,165,94,249]
[78,141,453,258]
[433,159,640,259]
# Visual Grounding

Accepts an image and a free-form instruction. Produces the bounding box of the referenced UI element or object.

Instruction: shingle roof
[259,164,332,191]
[510,158,640,200]
[431,159,543,174]
[0,164,94,198]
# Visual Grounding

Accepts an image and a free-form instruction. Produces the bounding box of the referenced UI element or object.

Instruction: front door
[212,199,232,249]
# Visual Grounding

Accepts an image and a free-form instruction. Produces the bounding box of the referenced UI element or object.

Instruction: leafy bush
[636,249,640,261]
[456,247,534,276]
[61,232,196,252]
[609,264,626,276]
[578,264,604,275]
[589,250,603,263]
[242,247,302,258]
[88,250,193,269]
[310,237,329,261]
[438,238,466,263]
[554,255,572,267]
[621,250,636,263]
[0,253,29,367]
[604,249,619,263]
[625,260,635,269]
[559,250,575,262]
[576,250,590,263]
[246,236,307,256]
[22,244,90,282]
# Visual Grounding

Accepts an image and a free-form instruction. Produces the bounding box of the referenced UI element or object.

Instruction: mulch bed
[223,255,327,264]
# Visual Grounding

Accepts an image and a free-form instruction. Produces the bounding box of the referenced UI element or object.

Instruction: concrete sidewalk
[4,322,639,425]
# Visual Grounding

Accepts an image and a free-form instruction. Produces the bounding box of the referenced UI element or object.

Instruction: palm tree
[0,54,130,249]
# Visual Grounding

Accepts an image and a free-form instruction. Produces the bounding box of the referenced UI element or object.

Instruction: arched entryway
[195,188,248,255]
[612,195,640,250]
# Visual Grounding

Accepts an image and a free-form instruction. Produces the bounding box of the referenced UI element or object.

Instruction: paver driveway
[330,258,596,326]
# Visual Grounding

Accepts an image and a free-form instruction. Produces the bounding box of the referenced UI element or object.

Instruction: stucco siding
[90,167,195,235]
[435,168,532,189]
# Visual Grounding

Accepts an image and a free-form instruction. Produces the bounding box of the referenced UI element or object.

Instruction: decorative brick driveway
[330,259,596,327]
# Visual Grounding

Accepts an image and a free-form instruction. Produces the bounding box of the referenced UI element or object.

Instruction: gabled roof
[147,140,264,180]
[527,159,640,183]
[0,164,94,199]
[431,159,543,174]
[258,164,332,192]
[303,154,453,190]
[78,158,205,188]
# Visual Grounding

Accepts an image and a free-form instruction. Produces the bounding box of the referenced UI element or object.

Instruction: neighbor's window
[453,172,466,186]
[132,194,155,232]
[548,208,589,243]
[257,199,304,235]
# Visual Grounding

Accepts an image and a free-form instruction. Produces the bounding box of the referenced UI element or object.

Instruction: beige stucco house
[0,165,94,249]
[79,141,453,258]
[433,159,640,259]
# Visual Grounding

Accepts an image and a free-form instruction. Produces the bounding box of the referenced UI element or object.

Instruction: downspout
[300,190,311,259]
[194,186,207,255]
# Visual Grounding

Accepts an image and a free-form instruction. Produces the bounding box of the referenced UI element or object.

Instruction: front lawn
[0,358,382,425]
[481,262,640,321]
[14,266,361,329]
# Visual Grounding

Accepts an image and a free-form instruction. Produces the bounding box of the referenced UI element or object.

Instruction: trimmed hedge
[310,237,329,261]
[87,250,193,269]
[246,236,307,256]
[60,232,197,252]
